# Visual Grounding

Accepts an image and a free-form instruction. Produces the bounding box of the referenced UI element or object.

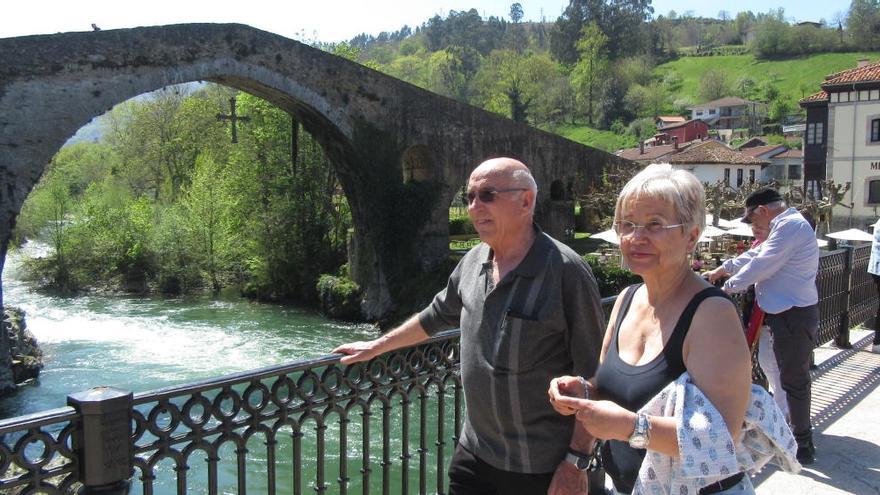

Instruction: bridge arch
[0,23,630,324]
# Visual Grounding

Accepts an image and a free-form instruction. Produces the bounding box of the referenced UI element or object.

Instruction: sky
[0,0,853,43]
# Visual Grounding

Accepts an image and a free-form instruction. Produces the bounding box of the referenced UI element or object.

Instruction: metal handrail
[0,247,875,494]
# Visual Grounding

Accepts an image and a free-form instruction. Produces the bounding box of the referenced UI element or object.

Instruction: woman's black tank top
[594,283,729,494]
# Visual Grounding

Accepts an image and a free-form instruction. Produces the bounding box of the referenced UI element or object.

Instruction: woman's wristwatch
[628,412,651,449]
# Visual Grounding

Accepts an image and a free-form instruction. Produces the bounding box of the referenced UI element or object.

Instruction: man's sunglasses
[741,206,758,224]
[463,188,528,205]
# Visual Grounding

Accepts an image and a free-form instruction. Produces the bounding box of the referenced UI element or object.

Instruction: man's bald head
[470,157,538,195]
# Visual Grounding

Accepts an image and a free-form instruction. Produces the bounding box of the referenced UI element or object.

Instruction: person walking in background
[706,188,819,465]
[333,157,606,495]
[747,223,789,420]
[867,218,880,353]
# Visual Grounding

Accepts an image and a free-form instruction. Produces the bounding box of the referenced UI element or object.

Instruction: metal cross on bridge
[216,97,250,143]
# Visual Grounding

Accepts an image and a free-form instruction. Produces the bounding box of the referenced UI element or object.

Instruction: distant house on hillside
[651,119,710,146]
[799,58,880,228]
[689,97,766,133]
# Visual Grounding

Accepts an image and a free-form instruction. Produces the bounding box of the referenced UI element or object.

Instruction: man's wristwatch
[628,412,651,449]
[564,448,592,471]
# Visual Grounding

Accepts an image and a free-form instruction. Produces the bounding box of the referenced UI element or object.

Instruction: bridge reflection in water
[0,245,875,494]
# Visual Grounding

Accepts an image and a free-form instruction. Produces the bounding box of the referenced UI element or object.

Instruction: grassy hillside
[553,124,639,152]
[656,52,880,104]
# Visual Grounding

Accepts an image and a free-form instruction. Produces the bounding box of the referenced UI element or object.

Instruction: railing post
[67,386,134,494]
[836,247,854,348]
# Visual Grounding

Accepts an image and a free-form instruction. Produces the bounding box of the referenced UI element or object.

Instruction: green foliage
[554,123,638,152]
[448,214,476,235]
[316,274,362,321]
[655,52,880,106]
[848,0,880,50]
[584,255,641,297]
[698,69,731,102]
[15,85,351,303]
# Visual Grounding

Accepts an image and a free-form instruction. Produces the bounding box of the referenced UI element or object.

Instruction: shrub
[317,274,362,321]
[584,255,641,297]
[449,214,476,235]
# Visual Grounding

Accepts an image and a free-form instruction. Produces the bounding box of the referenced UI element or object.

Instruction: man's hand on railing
[332,340,384,364]
[332,314,431,365]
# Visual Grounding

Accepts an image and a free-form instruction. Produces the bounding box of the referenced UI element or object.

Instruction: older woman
[549,164,754,494]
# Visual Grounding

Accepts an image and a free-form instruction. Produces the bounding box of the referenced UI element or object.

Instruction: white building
[800,59,880,229]
[661,140,767,189]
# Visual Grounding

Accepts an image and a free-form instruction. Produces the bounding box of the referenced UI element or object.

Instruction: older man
[707,188,819,465]
[333,157,605,494]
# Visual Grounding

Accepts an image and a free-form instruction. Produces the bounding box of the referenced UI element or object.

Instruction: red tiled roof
[799,90,829,104]
[773,149,803,159]
[616,142,694,162]
[662,140,769,165]
[738,144,786,158]
[822,60,880,86]
[658,119,708,131]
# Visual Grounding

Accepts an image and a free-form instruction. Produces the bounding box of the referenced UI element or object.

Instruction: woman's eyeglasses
[614,220,684,238]
[463,188,528,205]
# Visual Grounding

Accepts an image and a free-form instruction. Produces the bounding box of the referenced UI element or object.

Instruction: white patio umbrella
[701,225,727,238]
[705,214,740,229]
[825,228,874,242]
[724,224,755,238]
[590,229,620,245]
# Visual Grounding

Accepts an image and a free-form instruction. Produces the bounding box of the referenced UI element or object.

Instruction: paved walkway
[754,328,880,494]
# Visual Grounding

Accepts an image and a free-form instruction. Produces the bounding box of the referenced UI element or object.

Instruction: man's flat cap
[744,188,783,208]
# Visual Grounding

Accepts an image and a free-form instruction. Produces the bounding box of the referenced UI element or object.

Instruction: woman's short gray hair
[613,163,706,238]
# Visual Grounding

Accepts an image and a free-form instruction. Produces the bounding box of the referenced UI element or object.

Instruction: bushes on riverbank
[15,87,350,304]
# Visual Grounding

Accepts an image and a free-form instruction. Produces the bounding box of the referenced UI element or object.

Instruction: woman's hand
[553,395,637,442]
[548,375,588,416]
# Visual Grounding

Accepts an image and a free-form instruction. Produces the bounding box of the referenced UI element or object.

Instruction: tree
[472,50,560,123]
[569,22,608,125]
[698,70,731,102]
[847,0,880,50]
[550,0,653,64]
[510,3,524,23]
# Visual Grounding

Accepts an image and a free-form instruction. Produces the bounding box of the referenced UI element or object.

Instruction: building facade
[800,60,880,229]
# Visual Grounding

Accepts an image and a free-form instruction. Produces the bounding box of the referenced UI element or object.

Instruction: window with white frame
[872,119,880,142]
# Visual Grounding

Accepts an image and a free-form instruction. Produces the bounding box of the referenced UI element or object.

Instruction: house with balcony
[689,97,766,133]
[799,59,880,229]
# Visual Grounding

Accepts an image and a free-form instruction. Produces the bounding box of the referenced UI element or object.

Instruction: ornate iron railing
[0,246,876,494]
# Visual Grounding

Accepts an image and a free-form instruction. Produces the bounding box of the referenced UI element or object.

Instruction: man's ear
[522,190,535,211]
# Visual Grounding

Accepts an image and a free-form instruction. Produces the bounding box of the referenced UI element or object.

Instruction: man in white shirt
[707,188,819,465]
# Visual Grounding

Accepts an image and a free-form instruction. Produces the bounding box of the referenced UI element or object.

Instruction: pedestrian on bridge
[706,188,820,464]
[333,157,605,495]
[867,217,880,354]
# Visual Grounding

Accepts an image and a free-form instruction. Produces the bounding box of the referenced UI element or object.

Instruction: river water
[0,243,459,494]
[0,242,380,420]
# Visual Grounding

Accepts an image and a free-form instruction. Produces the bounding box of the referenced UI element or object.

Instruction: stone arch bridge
[0,23,630,322]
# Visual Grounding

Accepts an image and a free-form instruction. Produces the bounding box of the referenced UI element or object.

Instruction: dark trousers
[873,275,880,344]
[447,443,555,495]
[766,304,819,447]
